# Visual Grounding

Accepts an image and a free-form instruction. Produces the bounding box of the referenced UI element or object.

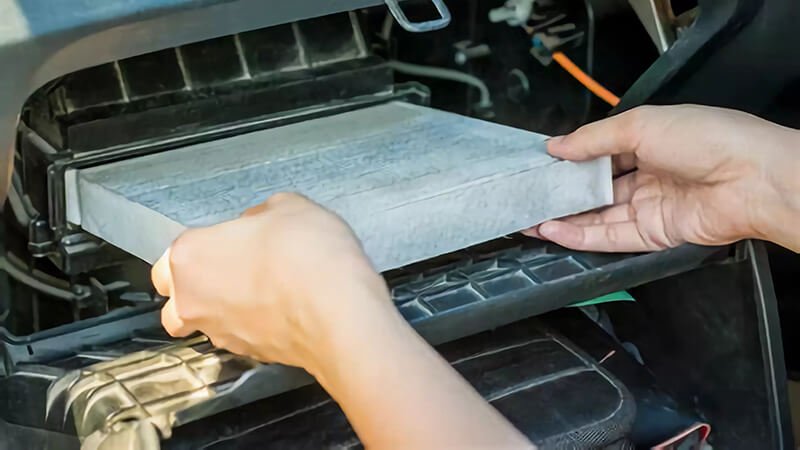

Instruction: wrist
[304,273,405,387]
[315,306,413,396]
[755,130,800,251]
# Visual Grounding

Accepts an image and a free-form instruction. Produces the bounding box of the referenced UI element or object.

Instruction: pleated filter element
[65,102,612,270]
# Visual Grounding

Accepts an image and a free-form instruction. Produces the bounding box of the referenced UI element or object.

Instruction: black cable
[2,252,78,301]
[9,172,37,226]
[465,0,479,115]
[581,0,596,124]
[0,223,8,326]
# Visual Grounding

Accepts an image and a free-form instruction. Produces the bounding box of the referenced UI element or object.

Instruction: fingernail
[540,221,580,244]
[547,135,564,144]
[521,226,542,239]
[538,222,558,237]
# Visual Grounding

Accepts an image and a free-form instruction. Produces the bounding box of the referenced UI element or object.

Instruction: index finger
[151,248,172,297]
[537,220,659,253]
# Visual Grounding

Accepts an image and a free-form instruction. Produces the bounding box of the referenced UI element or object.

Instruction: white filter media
[67,102,613,270]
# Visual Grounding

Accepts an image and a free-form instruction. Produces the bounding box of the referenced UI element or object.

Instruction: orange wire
[551,51,620,107]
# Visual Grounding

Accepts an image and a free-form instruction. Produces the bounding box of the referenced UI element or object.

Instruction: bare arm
[317,291,531,449]
[153,193,532,449]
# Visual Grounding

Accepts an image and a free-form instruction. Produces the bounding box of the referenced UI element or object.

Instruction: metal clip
[385,0,451,33]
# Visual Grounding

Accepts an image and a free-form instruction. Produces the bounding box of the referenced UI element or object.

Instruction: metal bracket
[385,0,451,32]
[628,0,677,54]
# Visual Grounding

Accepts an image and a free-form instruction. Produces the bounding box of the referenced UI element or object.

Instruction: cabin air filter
[64,102,612,270]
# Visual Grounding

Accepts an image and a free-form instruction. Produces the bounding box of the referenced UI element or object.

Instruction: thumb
[548,108,645,161]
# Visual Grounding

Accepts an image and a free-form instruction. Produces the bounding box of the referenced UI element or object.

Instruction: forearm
[311,292,533,449]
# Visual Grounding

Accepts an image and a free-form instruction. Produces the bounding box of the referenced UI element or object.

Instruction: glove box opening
[160,241,789,450]
[4,240,788,450]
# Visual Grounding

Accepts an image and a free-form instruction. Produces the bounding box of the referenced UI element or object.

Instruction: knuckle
[163,324,181,338]
[168,230,199,270]
[616,120,639,144]
[628,105,656,120]
[173,301,195,322]
[241,203,268,218]
[173,292,209,322]
[165,329,179,338]
[161,306,191,337]
[266,192,303,206]
[617,107,650,148]
[161,316,178,336]
[208,335,228,349]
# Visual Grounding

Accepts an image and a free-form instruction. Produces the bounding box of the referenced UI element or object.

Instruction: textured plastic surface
[0,240,724,448]
[0,0,390,201]
[48,317,636,449]
[23,12,372,154]
[67,102,612,268]
[166,317,636,449]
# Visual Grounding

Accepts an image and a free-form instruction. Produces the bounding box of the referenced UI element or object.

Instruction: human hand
[524,105,800,252]
[151,193,394,378]
[153,194,533,450]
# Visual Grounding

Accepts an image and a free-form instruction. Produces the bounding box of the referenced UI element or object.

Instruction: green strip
[568,290,635,308]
